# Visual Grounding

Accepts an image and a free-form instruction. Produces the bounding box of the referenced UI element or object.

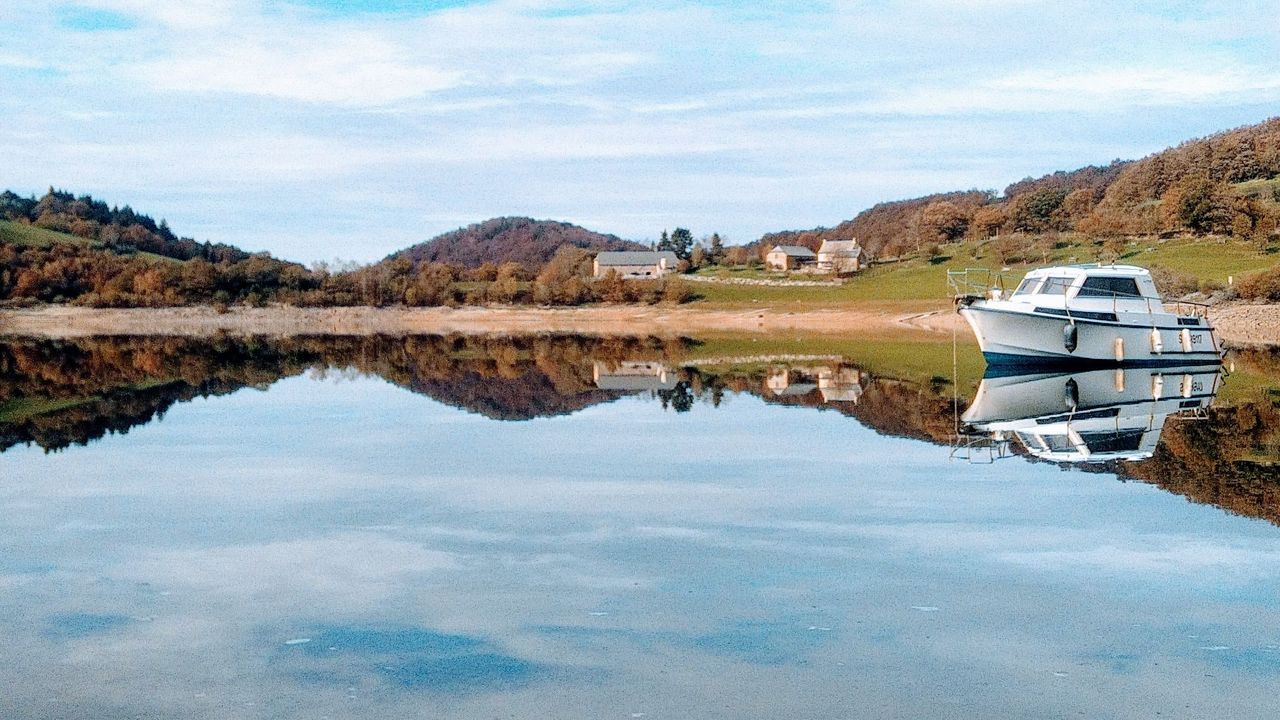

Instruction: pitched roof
[595,375,680,391]
[595,251,679,266]
[818,239,861,256]
[769,245,816,257]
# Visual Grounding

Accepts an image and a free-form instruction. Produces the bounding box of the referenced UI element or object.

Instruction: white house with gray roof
[594,251,679,279]
[592,361,679,391]
[817,239,863,274]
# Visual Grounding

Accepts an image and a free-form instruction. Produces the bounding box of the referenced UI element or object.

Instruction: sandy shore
[0,304,941,338]
[0,302,1276,346]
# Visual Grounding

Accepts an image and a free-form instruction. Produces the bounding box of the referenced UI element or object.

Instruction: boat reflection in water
[960,365,1223,463]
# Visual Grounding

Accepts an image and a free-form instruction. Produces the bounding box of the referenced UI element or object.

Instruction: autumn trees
[1,188,249,262]
[762,118,1280,261]
[388,217,644,268]
[918,201,970,245]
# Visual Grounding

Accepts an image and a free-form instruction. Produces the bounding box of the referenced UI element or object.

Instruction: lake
[2,334,1279,719]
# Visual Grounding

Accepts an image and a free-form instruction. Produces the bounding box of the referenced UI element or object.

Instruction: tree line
[0,189,704,308]
[1,188,251,262]
[762,117,1280,261]
[0,234,692,308]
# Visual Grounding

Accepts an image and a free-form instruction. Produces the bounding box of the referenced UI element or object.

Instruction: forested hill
[764,117,1280,259]
[0,188,254,262]
[385,217,646,269]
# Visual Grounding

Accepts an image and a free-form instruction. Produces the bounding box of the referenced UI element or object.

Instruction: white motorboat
[960,364,1222,463]
[949,264,1222,367]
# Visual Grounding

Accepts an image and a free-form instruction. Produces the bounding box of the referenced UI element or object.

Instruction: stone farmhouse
[593,251,679,279]
[765,245,817,271]
[592,361,679,391]
[817,240,862,274]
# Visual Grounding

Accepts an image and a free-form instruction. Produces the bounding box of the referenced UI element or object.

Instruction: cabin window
[1012,279,1041,296]
[1078,430,1145,453]
[1038,277,1074,296]
[1040,434,1077,452]
[1077,276,1140,298]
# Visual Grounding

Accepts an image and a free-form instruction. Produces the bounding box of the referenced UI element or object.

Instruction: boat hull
[959,365,1222,463]
[960,304,1221,367]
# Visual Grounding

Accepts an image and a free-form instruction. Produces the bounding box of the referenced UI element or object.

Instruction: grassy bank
[685,332,985,393]
[689,234,1279,307]
[0,219,176,263]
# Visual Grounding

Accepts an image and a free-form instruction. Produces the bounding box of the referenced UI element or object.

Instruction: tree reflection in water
[1,334,1277,523]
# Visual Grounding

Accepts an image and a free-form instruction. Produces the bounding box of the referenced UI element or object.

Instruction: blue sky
[2,1,1278,262]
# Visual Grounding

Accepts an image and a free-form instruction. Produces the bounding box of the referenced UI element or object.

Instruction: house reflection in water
[765,365,864,404]
[818,367,864,404]
[592,361,679,392]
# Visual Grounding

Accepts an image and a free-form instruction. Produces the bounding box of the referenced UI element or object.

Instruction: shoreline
[1,302,1278,346]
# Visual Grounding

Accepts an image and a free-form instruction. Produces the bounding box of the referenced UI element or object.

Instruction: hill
[760,117,1280,259]
[760,189,993,260]
[0,219,177,264]
[0,188,253,263]
[385,217,646,269]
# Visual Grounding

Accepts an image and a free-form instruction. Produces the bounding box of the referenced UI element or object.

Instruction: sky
[2,0,1279,263]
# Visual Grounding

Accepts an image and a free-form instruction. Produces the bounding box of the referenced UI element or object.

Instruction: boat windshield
[1012,278,1041,296]
[1040,434,1078,452]
[1076,276,1141,298]
[1038,277,1075,296]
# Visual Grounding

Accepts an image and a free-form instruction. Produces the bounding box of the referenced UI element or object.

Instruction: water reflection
[1,334,1277,522]
[962,366,1223,463]
[3,334,1280,718]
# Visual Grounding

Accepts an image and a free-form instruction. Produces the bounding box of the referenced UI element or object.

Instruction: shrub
[1148,265,1200,298]
[661,277,693,304]
[1199,278,1226,294]
[625,279,663,304]
[1235,265,1280,301]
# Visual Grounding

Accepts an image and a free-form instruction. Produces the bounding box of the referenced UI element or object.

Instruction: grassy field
[0,219,98,249]
[0,377,182,425]
[687,331,1277,410]
[690,233,1279,307]
[686,331,987,396]
[0,219,176,263]
[1126,239,1276,282]
[0,395,95,424]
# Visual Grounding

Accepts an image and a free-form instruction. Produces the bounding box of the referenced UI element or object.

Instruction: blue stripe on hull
[981,351,1222,375]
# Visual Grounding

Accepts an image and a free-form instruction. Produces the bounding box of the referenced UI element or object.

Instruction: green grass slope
[0,219,177,263]
[692,234,1279,306]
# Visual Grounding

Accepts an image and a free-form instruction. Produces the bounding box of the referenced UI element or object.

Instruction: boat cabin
[1006,265,1162,309]
[950,263,1219,364]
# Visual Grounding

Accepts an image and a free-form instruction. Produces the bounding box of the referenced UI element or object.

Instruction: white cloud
[3,0,1279,260]
[134,31,462,106]
[74,0,249,29]
[0,52,45,69]
[125,533,457,607]
[1000,542,1280,577]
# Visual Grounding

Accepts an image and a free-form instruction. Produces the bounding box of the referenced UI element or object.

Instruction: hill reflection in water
[1,334,1277,523]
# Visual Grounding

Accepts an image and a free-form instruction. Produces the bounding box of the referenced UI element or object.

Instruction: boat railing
[947,268,1005,301]
[1072,288,1212,320]
[949,432,1014,464]
[948,268,1215,324]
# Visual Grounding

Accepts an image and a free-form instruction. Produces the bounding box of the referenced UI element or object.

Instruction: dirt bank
[0,302,1274,346]
[1207,303,1280,347]
[0,304,942,339]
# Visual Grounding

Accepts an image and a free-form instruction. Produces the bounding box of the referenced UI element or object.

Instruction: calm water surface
[1,335,1278,719]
